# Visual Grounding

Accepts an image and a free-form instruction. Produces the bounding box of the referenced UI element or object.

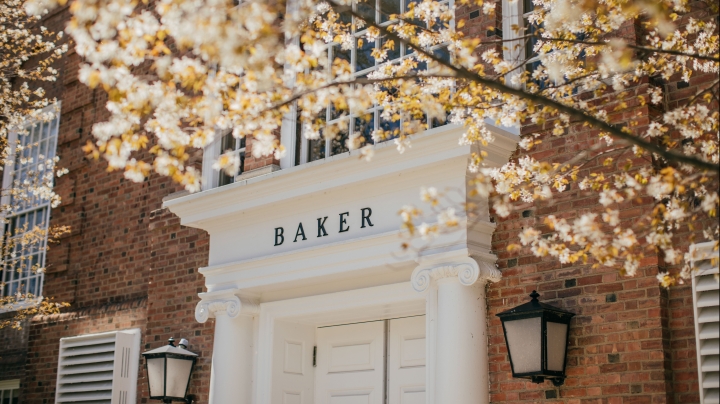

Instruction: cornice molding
[195,293,259,323]
[411,257,501,292]
[164,124,517,230]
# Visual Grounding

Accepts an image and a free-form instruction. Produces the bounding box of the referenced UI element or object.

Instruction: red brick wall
[145,207,214,403]
[0,319,29,384]
[483,5,717,402]
[4,1,714,404]
[7,5,221,402]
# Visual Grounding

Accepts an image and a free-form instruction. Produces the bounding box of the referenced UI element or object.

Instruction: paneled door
[315,317,426,404]
[315,321,386,404]
[387,316,426,404]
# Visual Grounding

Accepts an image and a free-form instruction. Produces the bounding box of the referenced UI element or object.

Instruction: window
[690,242,720,404]
[0,111,59,301]
[501,0,542,88]
[288,0,452,166]
[201,131,246,190]
[55,329,141,404]
[217,132,247,187]
[0,380,20,404]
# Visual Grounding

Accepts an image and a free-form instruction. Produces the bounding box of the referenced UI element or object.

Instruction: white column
[411,257,501,404]
[196,293,259,404]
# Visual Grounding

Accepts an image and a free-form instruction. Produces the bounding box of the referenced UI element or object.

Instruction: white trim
[201,137,221,191]
[690,241,720,404]
[255,282,427,404]
[165,124,517,228]
[0,380,20,390]
[501,0,525,88]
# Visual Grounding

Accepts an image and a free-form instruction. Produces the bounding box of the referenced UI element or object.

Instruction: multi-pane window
[294,0,451,165]
[1,115,59,300]
[217,132,246,187]
[0,380,20,404]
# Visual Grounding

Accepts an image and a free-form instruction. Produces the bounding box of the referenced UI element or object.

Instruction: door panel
[316,321,385,404]
[272,320,316,404]
[388,316,426,404]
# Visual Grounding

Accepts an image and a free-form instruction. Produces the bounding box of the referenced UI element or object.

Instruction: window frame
[0,104,61,305]
[0,379,20,404]
[201,130,246,191]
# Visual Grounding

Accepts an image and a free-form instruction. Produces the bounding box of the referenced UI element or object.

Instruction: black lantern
[496,290,574,386]
[142,338,198,403]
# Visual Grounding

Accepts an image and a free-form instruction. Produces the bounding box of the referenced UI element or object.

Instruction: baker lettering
[273,207,376,246]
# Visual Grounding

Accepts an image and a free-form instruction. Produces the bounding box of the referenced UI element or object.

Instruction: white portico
[164,124,517,404]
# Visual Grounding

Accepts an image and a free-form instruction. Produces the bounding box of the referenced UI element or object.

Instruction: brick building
[0,0,718,404]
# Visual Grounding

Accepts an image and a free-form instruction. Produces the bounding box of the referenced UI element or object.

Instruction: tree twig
[325,0,719,172]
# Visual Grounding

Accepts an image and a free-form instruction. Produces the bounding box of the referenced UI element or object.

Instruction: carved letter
[294,223,307,242]
[317,217,328,237]
[361,208,373,228]
[274,227,284,246]
[339,212,350,233]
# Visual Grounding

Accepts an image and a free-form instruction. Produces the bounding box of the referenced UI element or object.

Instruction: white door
[315,321,386,404]
[314,317,427,404]
[388,316,426,404]
[271,320,316,404]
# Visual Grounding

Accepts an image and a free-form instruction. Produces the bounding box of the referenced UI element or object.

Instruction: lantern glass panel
[146,357,166,397]
[504,317,542,373]
[546,321,568,371]
[166,357,194,397]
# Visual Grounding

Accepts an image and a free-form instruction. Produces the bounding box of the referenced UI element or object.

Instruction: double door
[315,316,426,404]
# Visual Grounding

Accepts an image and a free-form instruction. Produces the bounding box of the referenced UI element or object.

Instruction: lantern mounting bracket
[161,395,194,403]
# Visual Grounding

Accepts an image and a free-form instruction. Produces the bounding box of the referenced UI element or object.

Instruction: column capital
[195,292,259,323]
[411,257,501,293]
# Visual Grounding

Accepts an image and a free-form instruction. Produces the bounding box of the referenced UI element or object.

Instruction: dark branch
[325,0,719,172]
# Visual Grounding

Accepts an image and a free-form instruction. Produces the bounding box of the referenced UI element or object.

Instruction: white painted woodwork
[166,114,517,404]
[271,321,316,404]
[55,329,140,404]
[691,242,720,404]
[388,316,426,404]
[257,282,425,404]
[210,313,255,404]
[434,279,489,404]
[315,321,386,404]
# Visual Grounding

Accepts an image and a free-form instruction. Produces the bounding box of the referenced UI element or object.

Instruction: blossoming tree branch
[0,0,70,327]
[25,0,719,286]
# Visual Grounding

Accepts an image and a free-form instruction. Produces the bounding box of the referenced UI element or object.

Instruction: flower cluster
[22,0,719,285]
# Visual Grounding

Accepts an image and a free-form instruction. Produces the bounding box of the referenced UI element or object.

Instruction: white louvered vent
[55,329,140,404]
[691,242,720,404]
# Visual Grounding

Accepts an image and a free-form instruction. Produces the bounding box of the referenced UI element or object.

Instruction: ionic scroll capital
[411,257,501,293]
[195,293,259,323]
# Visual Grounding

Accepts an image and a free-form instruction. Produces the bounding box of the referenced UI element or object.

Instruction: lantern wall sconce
[496,290,575,386]
[142,337,198,403]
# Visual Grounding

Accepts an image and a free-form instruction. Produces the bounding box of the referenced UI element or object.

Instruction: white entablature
[165,124,516,298]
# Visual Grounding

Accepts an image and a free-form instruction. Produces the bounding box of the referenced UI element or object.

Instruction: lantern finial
[168,337,175,346]
[529,290,540,301]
